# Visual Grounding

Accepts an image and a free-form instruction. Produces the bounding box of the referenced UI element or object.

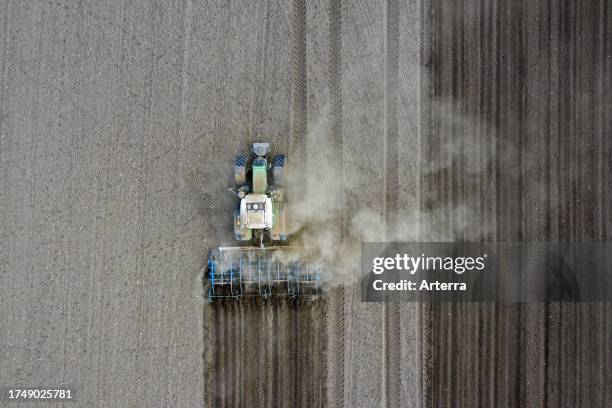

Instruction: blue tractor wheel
[235,155,247,186]
[272,154,286,186]
[273,154,285,167]
[235,155,248,166]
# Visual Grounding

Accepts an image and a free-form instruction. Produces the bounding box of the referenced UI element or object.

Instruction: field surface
[0,0,610,407]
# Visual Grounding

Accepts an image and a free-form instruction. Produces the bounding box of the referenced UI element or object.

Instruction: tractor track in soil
[327,1,346,406]
[383,0,401,406]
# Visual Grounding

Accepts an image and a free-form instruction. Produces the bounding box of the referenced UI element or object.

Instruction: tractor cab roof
[240,194,273,230]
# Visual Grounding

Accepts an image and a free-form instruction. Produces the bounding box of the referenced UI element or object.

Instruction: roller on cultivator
[206,143,321,302]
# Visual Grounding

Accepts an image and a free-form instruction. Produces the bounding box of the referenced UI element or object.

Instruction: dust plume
[281,100,487,289]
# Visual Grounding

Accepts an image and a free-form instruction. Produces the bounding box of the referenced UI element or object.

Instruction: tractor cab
[239,193,273,229]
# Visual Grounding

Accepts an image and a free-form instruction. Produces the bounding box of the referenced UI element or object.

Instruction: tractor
[206,143,320,302]
[232,143,287,247]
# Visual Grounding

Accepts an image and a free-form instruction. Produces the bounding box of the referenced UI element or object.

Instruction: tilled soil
[204,298,327,408]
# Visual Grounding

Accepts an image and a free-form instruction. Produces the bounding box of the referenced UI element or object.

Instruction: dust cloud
[281,101,487,289]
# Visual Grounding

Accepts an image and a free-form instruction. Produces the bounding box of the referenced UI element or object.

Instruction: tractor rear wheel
[272,154,285,186]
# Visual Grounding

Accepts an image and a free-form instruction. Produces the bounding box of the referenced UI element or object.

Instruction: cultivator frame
[207,246,321,302]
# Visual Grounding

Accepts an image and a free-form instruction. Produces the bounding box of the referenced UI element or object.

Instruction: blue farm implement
[207,247,321,301]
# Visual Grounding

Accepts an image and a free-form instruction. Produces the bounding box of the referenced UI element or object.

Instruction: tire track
[241,300,261,407]
[224,303,233,408]
[203,297,214,408]
[328,1,345,407]
[383,0,401,406]
[232,301,241,408]
[212,303,224,406]
[290,0,307,162]
[296,303,306,407]
[328,287,345,408]
[314,300,328,407]
[238,302,247,408]
[262,300,274,408]
[419,0,435,405]
[277,300,293,407]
